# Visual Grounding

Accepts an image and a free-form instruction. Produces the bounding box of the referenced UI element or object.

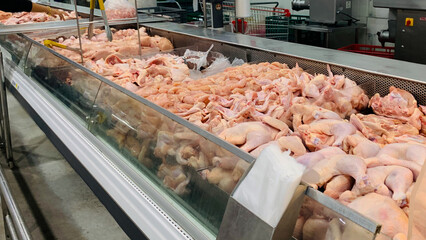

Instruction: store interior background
[251,0,392,46]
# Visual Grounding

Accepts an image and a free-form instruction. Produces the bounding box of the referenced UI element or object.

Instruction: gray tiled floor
[0,91,129,239]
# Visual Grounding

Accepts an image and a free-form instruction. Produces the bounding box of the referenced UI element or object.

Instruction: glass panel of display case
[89,82,251,234]
[0,34,33,68]
[24,43,101,125]
[292,196,377,240]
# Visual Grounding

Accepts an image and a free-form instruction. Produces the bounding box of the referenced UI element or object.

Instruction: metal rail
[0,166,31,240]
[72,0,85,64]
[0,52,13,167]
[0,49,30,239]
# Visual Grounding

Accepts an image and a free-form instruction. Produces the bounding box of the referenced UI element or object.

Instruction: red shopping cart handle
[284,9,291,17]
[232,19,248,33]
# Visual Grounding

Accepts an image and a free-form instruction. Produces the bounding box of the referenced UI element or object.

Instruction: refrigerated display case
[1,15,426,240]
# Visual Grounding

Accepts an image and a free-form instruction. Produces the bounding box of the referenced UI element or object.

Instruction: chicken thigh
[302,154,371,191]
[347,193,408,240]
[219,122,278,152]
[297,119,356,151]
[296,147,346,168]
[343,132,381,158]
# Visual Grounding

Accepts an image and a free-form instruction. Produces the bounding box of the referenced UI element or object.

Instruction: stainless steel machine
[292,0,354,24]
[375,0,426,64]
[290,0,363,49]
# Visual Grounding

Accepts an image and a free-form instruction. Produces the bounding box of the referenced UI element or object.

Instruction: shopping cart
[200,1,291,41]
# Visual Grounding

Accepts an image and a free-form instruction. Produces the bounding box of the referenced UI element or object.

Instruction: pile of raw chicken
[0,10,76,25]
[49,28,173,63]
[105,8,136,20]
[45,29,426,240]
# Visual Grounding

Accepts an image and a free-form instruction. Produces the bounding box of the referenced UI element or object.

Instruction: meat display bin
[1,19,426,239]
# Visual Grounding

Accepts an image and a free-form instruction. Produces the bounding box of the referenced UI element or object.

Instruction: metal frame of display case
[1,19,426,240]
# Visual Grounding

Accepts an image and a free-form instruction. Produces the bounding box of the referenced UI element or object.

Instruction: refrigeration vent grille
[247,48,330,75]
[104,158,193,240]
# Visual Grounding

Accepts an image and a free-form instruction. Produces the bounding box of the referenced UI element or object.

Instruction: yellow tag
[405,18,414,26]
[15,83,18,89]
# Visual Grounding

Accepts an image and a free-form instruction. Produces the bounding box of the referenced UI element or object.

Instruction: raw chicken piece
[250,136,306,158]
[350,113,419,144]
[0,11,12,21]
[105,8,136,20]
[175,144,197,165]
[46,28,174,64]
[296,147,345,168]
[325,218,343,240]
[292,216,305,240]
[342,132,381,158]
[201,167,237,193]
[313,82,369,118]
[290,104,341,129]
[347,193,408,240]
[218,122,278,152]
[0,10,77,25]
[370,86,417,117]
[324,175,354,199]
[157,163,191,195]
[369,86,424,130]
[260,116,291,134]
[365,143,426,179]
[106,128,126,147]
[302,154,371,191]
[276,136,307,157]
[297,119,356,151]
[385,167,413,205]
[154,131,176,159]
[302,217,329,240]
[187,152,209,170]
[212,156,239,170]
[124,134,141,157]
[377,143,426,166]
[351,166,413,205]
[366,157,422,180]
[231,159,250,182]
[250,141,278,158]
[394,134,426,145]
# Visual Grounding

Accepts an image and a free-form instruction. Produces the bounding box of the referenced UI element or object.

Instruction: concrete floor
[0,91,129,239]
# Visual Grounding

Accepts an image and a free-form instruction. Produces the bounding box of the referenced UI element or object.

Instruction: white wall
[251,0,393,46]
[353,0,393,46]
